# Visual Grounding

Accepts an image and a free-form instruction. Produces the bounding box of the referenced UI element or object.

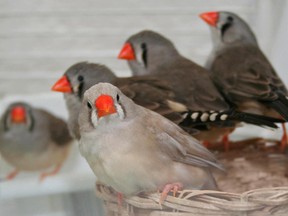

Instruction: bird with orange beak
[117,30,284,150]
[200,11,288,151]
[52,62,282,148]
[78,82,223,203]
[0,102,72,181]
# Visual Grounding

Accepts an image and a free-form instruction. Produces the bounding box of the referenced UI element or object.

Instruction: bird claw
[159,182,183,205]
[280,123,287,152]
[202,141,210,148]
[117,192,123,209]
[5,170,19,181]
[222,134,230,152]
[39,164,62,182]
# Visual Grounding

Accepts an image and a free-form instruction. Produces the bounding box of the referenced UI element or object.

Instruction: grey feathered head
[1,102,34,132]
[118,30,180,76]
[200,11,258,48]
[78,83,137,132]
[52,62,117,99]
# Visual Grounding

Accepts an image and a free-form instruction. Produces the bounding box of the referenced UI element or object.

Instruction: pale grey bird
[52,62,281,147]
[200,11,288,151]
[118,30,283,149]
[0,102,72,181]
[78,82,223,202]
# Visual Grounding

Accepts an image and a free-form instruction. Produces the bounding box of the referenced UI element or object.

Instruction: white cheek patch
[115,104,125,120]
[136,49,145,68]
[91,111,98,127]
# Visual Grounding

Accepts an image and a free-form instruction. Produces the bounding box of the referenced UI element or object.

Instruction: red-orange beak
[51,75,72,93]
[199,11,219,27]
[11,106,26,123]
[118,43,136,60]
[95,95,117,118]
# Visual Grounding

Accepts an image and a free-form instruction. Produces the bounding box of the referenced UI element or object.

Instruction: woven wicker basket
[95,138,288,216]
[96,185,288,216]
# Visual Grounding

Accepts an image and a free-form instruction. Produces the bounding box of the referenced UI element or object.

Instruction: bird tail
[180,109,283,129]
[265,95,288,121]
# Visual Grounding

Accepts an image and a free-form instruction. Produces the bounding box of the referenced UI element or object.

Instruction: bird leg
[280,123,287,152]
[222,134,230,152]
[117,192,123,209]
[39,163,62,182]
[159,182,183,205]
[202,141,210,148]
[5,169,19,181]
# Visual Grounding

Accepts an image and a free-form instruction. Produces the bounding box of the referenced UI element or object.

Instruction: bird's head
[51,62,116,100]
[118,30,179,76]
[200,11,257,46]
[3,102,34,131]
[79,83,134,131]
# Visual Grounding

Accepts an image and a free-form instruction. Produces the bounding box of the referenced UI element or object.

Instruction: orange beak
[51,75,72,93]
[118,43,136,60]
[11,106,26,123]
[199,11,219,27]
[95,95,117,118]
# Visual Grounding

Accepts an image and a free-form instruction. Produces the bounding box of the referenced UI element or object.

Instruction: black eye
[116,94,120,102]
[87,101,92,109]
[227,16,233,22]
[78,75,84,82]
[141,43,146,50]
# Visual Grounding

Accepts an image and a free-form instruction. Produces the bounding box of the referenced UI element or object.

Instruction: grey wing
[39,109,73,146]
[168,62,230,111]
[115,76,188,124]
[212,46,288,102]
[187,71,230,111]
[147,111,223,171]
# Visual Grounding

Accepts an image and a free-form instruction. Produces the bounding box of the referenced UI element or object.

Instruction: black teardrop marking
[77,82,84,99]
[141,43,148,68]
[28,109,35,132]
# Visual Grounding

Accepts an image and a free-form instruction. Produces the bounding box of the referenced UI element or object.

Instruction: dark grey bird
[118,30,283,149]
[200,11,288,151]
[0,102,72,181]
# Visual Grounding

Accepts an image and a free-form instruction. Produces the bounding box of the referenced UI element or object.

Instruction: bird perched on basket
[0,102,72,181]
[200,11,288,151]
[51,62,282,147]
[78,82,223,203]
[118,30,283,150]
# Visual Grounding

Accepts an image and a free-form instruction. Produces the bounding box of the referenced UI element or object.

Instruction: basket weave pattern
[96,185,288,216]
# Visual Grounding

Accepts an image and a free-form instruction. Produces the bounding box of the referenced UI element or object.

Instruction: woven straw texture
[96,184,288,216]
[95,138,288,216]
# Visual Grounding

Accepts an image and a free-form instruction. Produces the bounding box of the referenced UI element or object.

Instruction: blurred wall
[0,0,287,96]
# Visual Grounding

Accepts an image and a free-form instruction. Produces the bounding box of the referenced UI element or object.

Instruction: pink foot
[117,192,123,208]
[202,141,210,148]
[5,170,19,181]
[222,134,230,152]
[280,123,287,152]
[159,182,183,204]
[39,164,62,182]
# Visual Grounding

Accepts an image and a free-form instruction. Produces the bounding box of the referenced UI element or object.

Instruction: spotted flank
[182,111,231,123]
[180,109,282,129]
